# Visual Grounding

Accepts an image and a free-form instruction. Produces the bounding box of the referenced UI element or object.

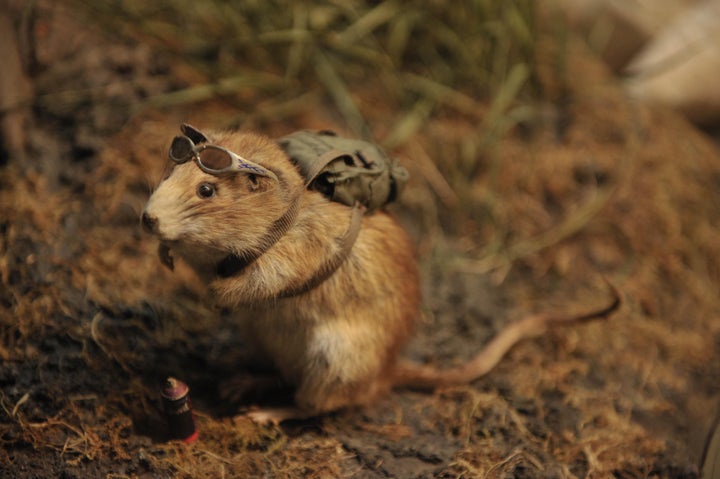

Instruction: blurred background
[2,0,720,477]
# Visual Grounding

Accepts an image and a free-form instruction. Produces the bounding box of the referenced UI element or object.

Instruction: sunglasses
[169,135,278,180]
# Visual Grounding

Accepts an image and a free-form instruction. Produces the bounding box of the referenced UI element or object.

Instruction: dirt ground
[2,2,720,478]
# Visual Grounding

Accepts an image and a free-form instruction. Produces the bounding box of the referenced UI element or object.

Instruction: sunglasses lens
[170,136,193,162]
[198,148,233,171]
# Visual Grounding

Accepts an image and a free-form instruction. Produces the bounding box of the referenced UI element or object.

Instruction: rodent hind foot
[243,406,313,426]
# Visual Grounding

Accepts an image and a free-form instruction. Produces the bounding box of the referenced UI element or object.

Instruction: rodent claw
[158,243,174,271]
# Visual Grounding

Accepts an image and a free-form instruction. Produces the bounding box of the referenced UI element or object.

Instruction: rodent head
[142,129,304,273]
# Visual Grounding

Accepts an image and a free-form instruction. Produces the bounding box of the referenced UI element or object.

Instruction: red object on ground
[161,377,198,443]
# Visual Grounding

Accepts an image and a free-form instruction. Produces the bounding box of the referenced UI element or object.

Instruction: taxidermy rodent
[142,124,620,424]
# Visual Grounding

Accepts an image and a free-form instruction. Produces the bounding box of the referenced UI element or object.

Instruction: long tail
[392,282,622,390]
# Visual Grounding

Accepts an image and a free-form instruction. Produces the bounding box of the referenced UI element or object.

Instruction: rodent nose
[141,211,158,234]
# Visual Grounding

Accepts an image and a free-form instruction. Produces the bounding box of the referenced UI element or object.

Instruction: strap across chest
[216,199,364,300]
[214,129,407,297]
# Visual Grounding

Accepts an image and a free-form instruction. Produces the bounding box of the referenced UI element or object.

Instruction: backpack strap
[215,194,301,278]
[276,202,364,298]
[211,195,363,294]
[211,130,400,296]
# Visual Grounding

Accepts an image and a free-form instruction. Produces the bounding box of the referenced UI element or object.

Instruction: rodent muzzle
[141,211,158,234]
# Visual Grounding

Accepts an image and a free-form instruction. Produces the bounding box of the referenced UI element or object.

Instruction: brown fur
[143,128,620,424]
[143,129,419,421]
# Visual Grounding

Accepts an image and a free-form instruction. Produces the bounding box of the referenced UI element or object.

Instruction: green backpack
[276,130,409,213]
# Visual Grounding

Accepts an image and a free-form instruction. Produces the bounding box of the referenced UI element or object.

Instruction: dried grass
[66,0,537,137]
[2,1,720,477]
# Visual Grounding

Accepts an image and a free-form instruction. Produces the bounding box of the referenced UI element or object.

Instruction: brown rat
[142,125,620,424]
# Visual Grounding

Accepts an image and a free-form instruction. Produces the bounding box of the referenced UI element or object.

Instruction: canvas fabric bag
[277,130,409,213]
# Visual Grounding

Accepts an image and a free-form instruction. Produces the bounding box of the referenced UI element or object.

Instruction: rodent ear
[244,172,270,192]
[180,124,208,144]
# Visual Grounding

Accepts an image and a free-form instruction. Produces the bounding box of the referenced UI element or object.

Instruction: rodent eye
[197,182,216,198]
